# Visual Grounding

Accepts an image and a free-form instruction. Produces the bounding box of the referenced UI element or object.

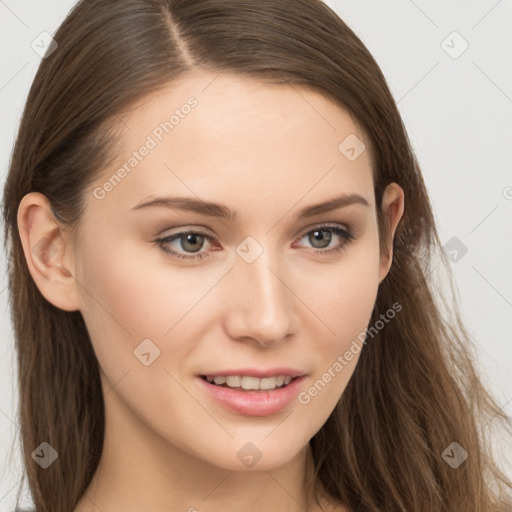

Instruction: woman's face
[68,70,403,471]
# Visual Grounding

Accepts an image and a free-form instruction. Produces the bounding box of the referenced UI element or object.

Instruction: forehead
[88,70,374,219]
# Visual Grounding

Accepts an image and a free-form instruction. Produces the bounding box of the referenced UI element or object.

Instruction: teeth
[205,375,294,390]
[226,376,241,387]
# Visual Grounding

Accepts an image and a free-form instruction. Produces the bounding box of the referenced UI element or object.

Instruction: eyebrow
[131,193,370,221]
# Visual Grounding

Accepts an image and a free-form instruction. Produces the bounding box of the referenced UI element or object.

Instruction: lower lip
[196,376,307,416]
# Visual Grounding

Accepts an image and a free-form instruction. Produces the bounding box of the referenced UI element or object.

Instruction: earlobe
[17,192,81,311]
[378,182,405,284]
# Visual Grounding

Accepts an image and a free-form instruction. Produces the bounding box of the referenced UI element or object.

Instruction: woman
[3,1,512,511]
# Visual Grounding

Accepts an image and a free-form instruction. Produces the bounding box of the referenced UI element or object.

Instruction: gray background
[1,0,511,509]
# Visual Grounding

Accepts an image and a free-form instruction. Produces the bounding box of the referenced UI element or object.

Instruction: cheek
[74,239,163,373]
[294,236,380,342]
[292,237,380,401]
[78,232,181,328]
[75,236,222,381]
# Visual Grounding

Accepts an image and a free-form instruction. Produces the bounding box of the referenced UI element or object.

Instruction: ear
[17,192,81,311]
[378,182,405,285]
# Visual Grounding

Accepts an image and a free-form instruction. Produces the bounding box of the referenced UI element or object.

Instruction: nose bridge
[224,238,294,345]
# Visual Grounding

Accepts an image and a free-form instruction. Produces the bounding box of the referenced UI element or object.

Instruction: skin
[18,70,404,512]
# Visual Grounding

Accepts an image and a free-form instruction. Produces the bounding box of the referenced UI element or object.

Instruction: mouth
[198,374,300,392]
[196,373,307,416]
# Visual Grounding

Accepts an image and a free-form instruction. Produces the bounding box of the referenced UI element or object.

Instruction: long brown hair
[3,1,512,511]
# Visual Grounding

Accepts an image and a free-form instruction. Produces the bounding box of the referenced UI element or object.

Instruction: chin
[190,434,309,472]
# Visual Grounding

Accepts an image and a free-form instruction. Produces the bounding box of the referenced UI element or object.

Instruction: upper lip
[199,368,307,379]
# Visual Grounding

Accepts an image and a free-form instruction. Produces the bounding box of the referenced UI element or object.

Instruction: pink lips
[196,373,307,416]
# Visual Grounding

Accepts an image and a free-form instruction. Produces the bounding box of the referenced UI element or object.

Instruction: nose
[223,247,296,347]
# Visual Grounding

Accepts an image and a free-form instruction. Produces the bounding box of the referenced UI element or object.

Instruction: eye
[154,223,355,261]
[293,224,355,256]
[155,230,215,261]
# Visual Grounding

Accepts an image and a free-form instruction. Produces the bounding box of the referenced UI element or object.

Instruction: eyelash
[154,224,355,261]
